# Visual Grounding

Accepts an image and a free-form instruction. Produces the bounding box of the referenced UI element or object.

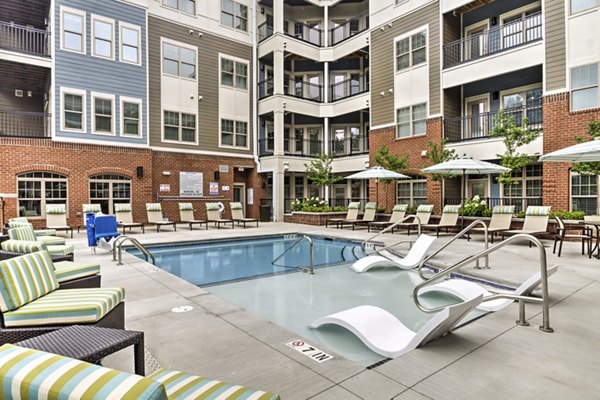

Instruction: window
[92,16,114,59]
[17,172,67,217]
[61,8,85,53]
[120,23,141,65]
[571,0,598,14]
[221,0,248,31]
[121,97,142,137]
[571,64,599,111]
[61,88,85,132]
[572,174,598,214]
[163,111,196,143]
[89,174,131,215]
[163,42,196,79]
[221,119,248,147]
[92,93,114,134]
[395,30,426,71]
[502,164,543,209]
[163,0,195,14]
[221,58,248,89]
[396,103,427,138]
[397,178,427,207]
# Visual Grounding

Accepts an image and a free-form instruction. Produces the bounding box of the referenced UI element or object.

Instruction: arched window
[17,172,68,217]
[89,174,131,214]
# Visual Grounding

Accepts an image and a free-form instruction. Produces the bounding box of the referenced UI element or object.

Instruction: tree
[425,138,457,182]
[304,152,342,198]
[373,145,409,210]
[572,119,600,175]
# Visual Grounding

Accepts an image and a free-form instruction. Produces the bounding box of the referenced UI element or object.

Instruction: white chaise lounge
[310,294,483,359]
[351,234,436,273]
[418,265,558,312]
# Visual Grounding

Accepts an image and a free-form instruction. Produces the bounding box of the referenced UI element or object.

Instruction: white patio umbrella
[421,157,511,228]
[538,139,600,162]
[345,166,409,206]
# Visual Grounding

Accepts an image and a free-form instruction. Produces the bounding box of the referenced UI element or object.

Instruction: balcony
[257,137,324,157]
[284,20,323,47]
[0,21,49,57]
[330,74,369,102]
[257,21,273,43]
[329,12,369,46]
[331,134,369,157]
[258,77,273,100]
[443,12,542,69]
[444,105,542,143]
[0,111,51,138]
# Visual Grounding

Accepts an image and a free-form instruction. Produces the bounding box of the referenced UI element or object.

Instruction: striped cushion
[45,244,75,256]
[206,203,220,211]
[0,344,167,399]
[178,203,194,211]
[392,204,408,212]
[443,205,461,214]
[34,236,66,246]
[526,206,551,216]
[8,226,37,241]
[347,202,360,209]
[417,204,434,213]
[115,203,132,212]
[34,228,57,236]
[493,205,515,214]
[365,202,377,210]
[149,369,280,400]
[8,217,29,225]
[82,204,102,213]
[230,202,243,210]
[45,204,66,214]
[146,203,163,212]
[3,287,125,327]
[0,251,59,312]
[53,261,100,283]
[1,240,46,254]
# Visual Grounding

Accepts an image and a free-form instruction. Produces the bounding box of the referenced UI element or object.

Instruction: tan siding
[148,16,253,155]
[544,0,566,91]
[371,2,441,127]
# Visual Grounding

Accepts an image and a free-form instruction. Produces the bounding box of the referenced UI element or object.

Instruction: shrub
[549,210,585,220]
[290,197,344,213]
[460,195,489,216]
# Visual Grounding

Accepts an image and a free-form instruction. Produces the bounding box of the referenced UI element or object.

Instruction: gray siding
[54,0,147,144]
[371,2,441,127]
[148,16,253,155]
[545,0,567,91]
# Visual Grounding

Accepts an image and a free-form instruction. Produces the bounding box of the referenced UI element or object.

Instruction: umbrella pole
[461,170,466,230]
[375,178,379,207]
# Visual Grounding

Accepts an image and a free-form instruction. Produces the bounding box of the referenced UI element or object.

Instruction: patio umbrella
[345,166,409,206]
[538,139,600,162]
[421,157,511,228]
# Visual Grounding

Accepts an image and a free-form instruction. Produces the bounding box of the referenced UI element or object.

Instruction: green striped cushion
[347,202,360,209]
[149,369,281,400]
[53,261,100,283]
[178,203,194,211]
[0,251,59,312]
[365,202,377,210]
[3,287,125,327]
[392,204,408,212]
[417,204,434,213]
[443,205,461,214]
[45,244,74,256]
[34,236,66,246]
[8,226,37,241]
[230,202,243,210]
[526,206,551,216]
[493,205,515,214]
[206,203,220,211]
[115,203,132,212]
[146,203,163,212]
[8,220,31,229]
[34,228,57,237]
[8,217,29,225]
[1,240,46,254]
[82,204,102,213]
[0,344,167,399]
[45,204,66,214]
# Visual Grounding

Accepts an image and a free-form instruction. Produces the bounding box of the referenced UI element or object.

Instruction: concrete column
[323,6,329,47]
[273,50,284,95]
[273,0,284,34]
[323,116,330,202]
[324,61,329,103]
[273,110,285,156]
[273,169,285,221]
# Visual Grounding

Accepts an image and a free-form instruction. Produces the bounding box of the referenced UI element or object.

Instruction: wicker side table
[16,325,145,375]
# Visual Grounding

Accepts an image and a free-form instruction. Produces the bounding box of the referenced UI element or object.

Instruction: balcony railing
[444,196,543,214]
[290,81,324,102]
[329,74,369,101]
[443,11,542,68]
[258,77,274,99]
[331,134,369,157]
[258,138,324,157]
[0,21,49,57]
[258,138,274,157]
[0,111,51,138]
[285,20,323,46]
[258,21,273,43]
[444,105,543,143]
[329,12,369,45]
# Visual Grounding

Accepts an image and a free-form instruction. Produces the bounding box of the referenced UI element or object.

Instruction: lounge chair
[77,203,102,233]
[7,225,65,246]
[418,265,558,312]
[146,203,177,232]
[0,251,124,345]
[8,217,56,237]
[0,344,281,400]
[395,204,434,235]
[2,239,74,261]
[422,205,460,237]
[178,202,208,230]
[553,216,592,257]
[467,205,514,243]
[351,234,436,273]
[206,203,234,229]
[115,203,145,234]
[325,201,360,228]
[44,204,73,238]
[310,293,483,359]
[341,202,377,230]
[367,204,408,232]
[501,206,551,242]
[584,215,600,257]
[230,202,258,228]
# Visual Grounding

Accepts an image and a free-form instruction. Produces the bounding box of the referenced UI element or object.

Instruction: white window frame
[501,164,543,200]
[60,87,86,133]
[220,118,249,149]
[394,27,428,73]
[570,63,599,112]
[162,0,196,15]
[220,0,248,32]
[91,92,116,136]
[91,15,115,60]
[570,0,599,15]
[119,22,142,66]
[60,6,86,54]
[219,55,249,90]
[89,174,132,215]
[396,178,427,208]
[571,172,598,213]
[17,172,68,219]
[161,38,197,81]
[161,110,198,145]
[120,96,142,138]
[396,102,427,139]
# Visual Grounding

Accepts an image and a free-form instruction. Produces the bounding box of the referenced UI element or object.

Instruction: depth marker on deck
[286,340,333,363]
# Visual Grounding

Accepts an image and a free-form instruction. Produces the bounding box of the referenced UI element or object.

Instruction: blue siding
[54,0,147,145]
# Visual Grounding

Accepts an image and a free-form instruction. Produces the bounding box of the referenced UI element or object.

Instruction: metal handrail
[272,235,314,274]
[412,233,554,332]
[112,235,156,266]
[360,214,423,250]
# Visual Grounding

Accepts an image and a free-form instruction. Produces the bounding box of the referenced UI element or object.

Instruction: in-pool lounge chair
[8,217,56,237]
[368,204,408,232]
[422,205,460,237]
[325,201,360,228]
[7,225,65,246]
[395,204,434,235]
[44,204,73,238]
[341,202,377,230]
[178,203,208,230]
[351,234,436,273]
[146,203,177,232]
[230,202,258,228]
[501,206,551,242]
[115,203,145,234]
[467,205,515,243]
[206,203,234,229]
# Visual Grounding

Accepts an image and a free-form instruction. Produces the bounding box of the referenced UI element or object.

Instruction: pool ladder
[112,235,156,266]
[272,235,314,274]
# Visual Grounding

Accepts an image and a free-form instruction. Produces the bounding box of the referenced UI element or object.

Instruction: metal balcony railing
[444,105,543,143]
[258,137,274,157]
[444,197,543,214]
[443,12,542,68]
[0,111,51,138]
[331,134,369,157]
[0,21,49,56]
[329,74,369,101]
[258,77,274,99]
[257,21,273,43]
[329,12,369,45]
[285,20,323,46]
[284,138,323,157]
[290,81,324,102]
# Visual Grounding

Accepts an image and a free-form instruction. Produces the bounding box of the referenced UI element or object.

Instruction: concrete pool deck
[69,222,599,399]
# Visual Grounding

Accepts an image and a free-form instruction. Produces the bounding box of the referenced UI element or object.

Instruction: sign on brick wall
[180,172,203,197]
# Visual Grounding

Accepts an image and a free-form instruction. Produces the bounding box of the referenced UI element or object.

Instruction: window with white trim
[571,64,599,111]
[502,164,543,206]
[120,23,141,65]
[221,58,248,89]
[17,172,67,217]
[163,0,196,14]
[395,30,426,71]
[163,111,196,143]
[92,16,114,59]
[571,0,598,14]
[163,42,196,79]
[61,8,85,53]
[572,173,598,214]
[221,0,248,32]
[61,88,85,132]
[92,93,114,134]
[397,177,427,207]
[396,103,427,138]
[221,119,248,147]
[89,174,131,215]
[121,98,141,137]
